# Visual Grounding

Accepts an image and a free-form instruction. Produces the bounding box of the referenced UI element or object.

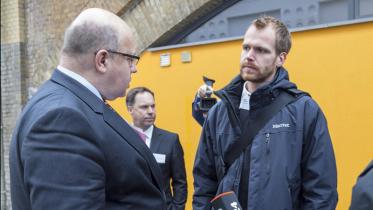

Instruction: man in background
[126,87,188,210]
[10,8,166,210]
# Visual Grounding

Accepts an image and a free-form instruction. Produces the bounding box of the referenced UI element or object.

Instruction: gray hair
[62,22,119,55]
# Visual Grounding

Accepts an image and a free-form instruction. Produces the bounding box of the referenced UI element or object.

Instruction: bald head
[59,8,138,101]
[62,8,133,56]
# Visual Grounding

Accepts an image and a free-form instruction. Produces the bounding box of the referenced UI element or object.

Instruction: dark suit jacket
[10,69,167,210]
[150,127,187,210]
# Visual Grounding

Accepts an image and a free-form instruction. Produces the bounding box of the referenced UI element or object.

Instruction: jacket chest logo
[272,123,290,129]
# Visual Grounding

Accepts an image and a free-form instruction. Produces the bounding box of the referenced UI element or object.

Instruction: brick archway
[1,0,233,209]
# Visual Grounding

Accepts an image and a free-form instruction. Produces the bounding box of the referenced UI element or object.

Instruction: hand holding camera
[198,76,217,112]
[197,84,213,98]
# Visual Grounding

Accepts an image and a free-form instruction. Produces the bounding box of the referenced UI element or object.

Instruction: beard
[240,63,277,84]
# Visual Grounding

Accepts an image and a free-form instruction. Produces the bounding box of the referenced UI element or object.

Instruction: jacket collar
[50,69,103,114]
[102,108,164,191]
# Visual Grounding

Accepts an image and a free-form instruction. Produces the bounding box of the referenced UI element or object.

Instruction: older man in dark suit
[126,87,188,210]
[10,8,166,210]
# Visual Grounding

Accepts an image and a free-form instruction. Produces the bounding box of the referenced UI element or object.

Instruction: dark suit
[150,127,187,210]
[10,69,167,210]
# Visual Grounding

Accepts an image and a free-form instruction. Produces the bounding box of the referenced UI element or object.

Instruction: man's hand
[197,84,213,98]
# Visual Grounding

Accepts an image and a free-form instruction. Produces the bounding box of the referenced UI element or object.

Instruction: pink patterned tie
[135,129,147,143]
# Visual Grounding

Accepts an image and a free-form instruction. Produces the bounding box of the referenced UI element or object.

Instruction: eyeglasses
[96,49,140,66]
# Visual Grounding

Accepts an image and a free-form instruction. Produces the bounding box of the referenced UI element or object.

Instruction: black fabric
[224,91,300,167]
[211,191,242,210]
[150,127,188,210]
[238,109,250,210]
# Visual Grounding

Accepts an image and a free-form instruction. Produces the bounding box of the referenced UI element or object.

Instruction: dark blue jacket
[193,68,338,210]
[350,160,373,210]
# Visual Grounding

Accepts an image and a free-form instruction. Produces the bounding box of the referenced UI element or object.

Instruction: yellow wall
[109,21,373,210]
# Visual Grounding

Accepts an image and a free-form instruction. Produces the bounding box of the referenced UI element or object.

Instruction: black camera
[199,76,217,112]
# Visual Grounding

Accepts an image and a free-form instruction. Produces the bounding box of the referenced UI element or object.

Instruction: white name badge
[153,153,166,164]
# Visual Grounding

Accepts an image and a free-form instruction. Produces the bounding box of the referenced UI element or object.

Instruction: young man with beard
[193,16,338,210]
[126,87,188,210]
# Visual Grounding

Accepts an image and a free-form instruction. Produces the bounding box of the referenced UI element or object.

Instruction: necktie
[134,129,147,143]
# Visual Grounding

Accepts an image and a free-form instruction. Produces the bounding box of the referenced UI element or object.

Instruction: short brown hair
[252,16,292,55]
[126,87,154,107]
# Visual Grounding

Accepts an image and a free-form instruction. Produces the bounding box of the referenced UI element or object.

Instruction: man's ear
[95,49,109,73]
[127,106,133,113]
[276,52,287,67]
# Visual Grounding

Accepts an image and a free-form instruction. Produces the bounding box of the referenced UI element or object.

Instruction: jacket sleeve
[193,116,218,210]
[169,135,188,210]
[21,108,106,210]
[192,95,206,126]
[301,100,338,209]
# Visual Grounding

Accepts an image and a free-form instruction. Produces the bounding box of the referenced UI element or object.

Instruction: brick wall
[23,0,131,90]
[1,1,220,209]
[1,0,26,208]
[121,0,218,51]
[22,0,220,89]
[121,0,200,50]
[1,42,27,210]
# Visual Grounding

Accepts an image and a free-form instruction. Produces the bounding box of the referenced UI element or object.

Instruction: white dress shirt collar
[239,81,252,111]
[57,65,103,101]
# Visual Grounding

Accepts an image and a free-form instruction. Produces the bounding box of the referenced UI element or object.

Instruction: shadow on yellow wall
[109,21,373,210]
